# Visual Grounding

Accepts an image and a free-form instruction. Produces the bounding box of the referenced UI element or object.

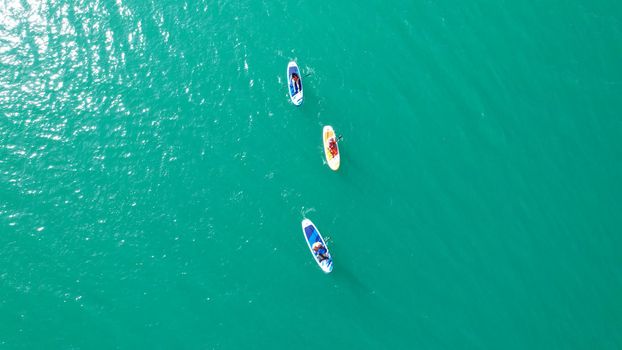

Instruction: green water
[1,0,622,348]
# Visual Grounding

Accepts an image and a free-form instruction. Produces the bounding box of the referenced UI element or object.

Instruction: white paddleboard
[323,125,340,171]
[287,61,303,106]
[301,219,333,273]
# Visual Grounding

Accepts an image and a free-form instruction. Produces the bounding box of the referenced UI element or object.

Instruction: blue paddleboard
[301,219,333,273]
[287,61,303,106]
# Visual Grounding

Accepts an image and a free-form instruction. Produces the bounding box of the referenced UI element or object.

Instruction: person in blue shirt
[312,241,329,262]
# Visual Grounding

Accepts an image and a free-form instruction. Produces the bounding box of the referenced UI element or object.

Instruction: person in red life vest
[328,138,338,157]
[291,73,301,93]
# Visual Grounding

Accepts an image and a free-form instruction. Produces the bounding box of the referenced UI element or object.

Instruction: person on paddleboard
[328,138,338,157]
[312,241,329,262]
[291,73,301,93]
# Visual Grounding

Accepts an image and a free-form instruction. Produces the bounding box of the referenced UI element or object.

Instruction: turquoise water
[1,0,622,348]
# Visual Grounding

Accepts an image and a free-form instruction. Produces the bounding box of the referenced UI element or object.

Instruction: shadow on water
[297,78,326,123]
[332,262,373,298]
[330,262,414,347]
[332,262,414,346]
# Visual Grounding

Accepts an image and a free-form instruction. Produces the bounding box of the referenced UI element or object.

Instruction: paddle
[304,73,312,78]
